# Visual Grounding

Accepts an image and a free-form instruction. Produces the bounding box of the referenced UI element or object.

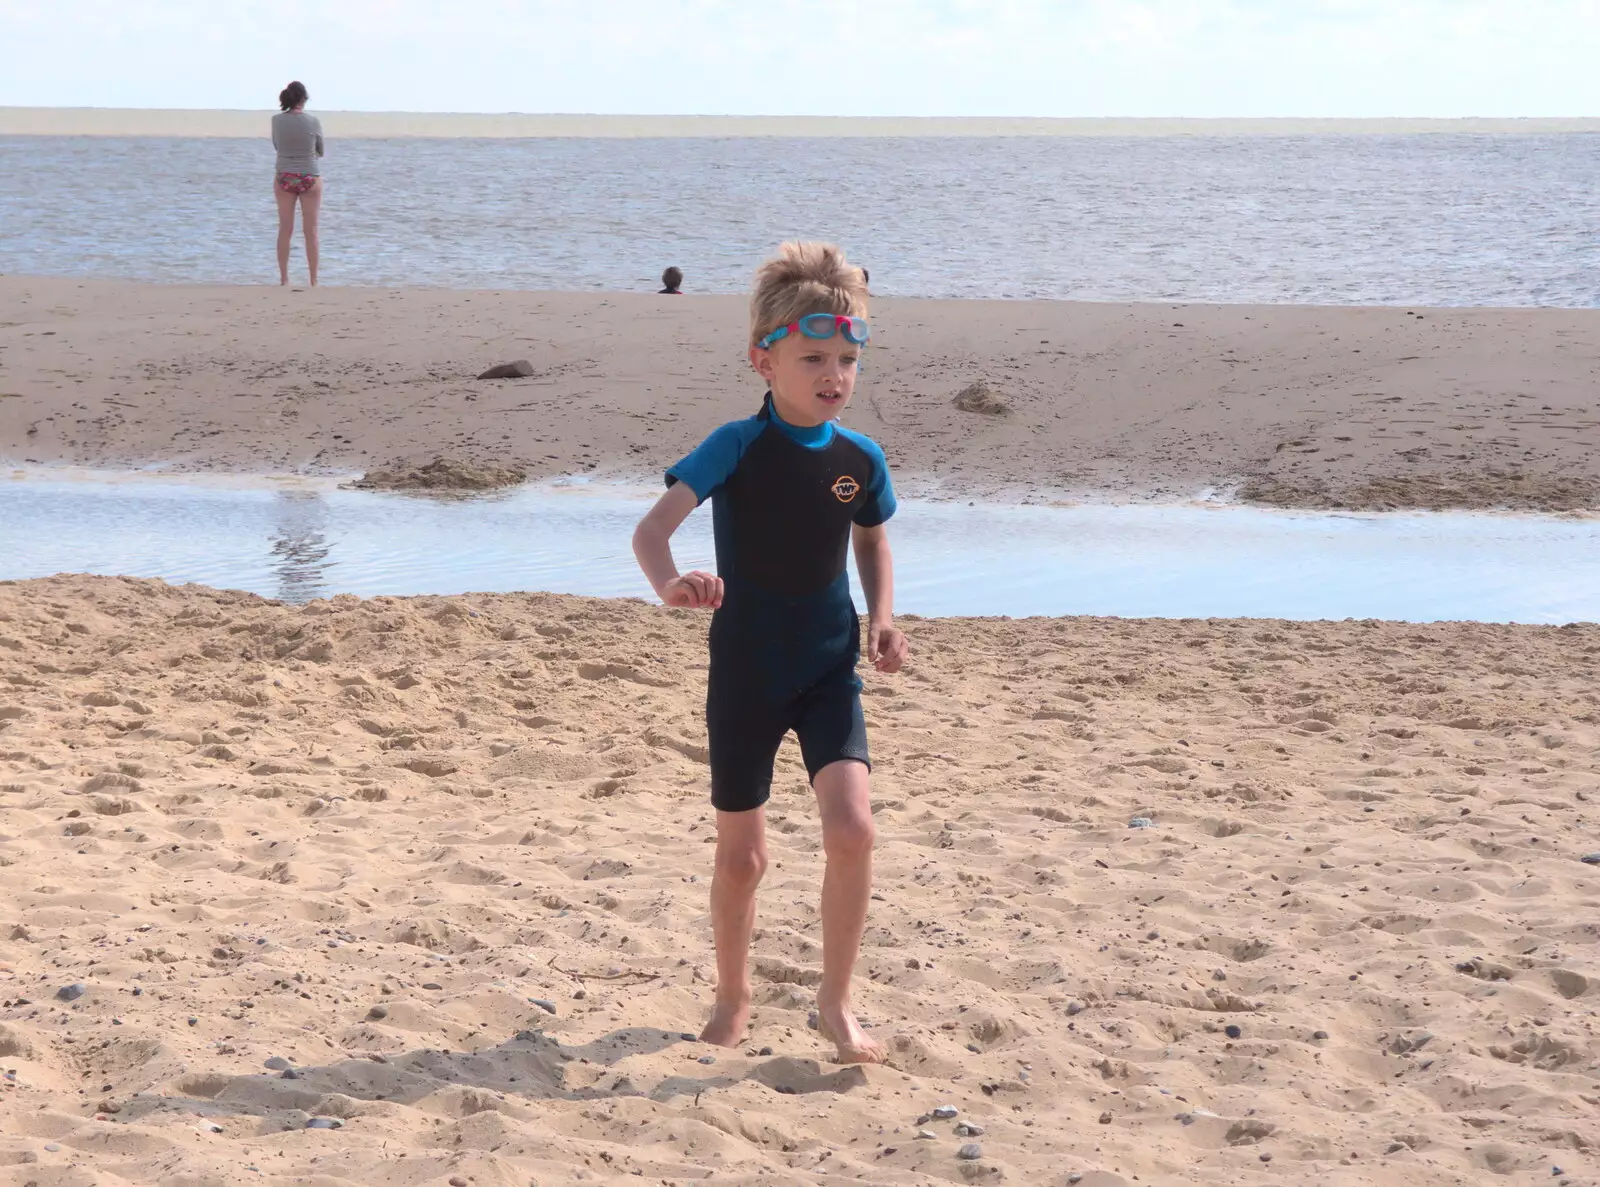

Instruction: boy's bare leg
[701,805,767,1046]
[812,759,886,1064]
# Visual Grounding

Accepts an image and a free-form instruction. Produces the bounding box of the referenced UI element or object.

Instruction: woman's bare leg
[274,182,296,285]
[300,180,322,286]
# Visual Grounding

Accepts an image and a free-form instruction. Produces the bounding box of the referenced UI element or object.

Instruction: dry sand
[1,574,1597,1185]
[2,278,1597,510]
[6,109,1599,139]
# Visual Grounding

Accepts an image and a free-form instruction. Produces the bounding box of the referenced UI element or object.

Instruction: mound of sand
[951,380,1010,415]
[0,573,1596,1185]
[347,457,528,493]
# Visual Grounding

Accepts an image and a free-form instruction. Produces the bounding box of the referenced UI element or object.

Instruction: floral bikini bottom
[276,172,319,196]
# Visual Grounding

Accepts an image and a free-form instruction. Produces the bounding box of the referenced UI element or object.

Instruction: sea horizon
[4,107,1599,138]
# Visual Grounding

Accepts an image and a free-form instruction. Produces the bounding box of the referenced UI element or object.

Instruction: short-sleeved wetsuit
[667,394,897,812]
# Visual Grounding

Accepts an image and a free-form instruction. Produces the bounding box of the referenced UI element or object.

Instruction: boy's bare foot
[817,1001,888,1065]
[699,994,751,1047]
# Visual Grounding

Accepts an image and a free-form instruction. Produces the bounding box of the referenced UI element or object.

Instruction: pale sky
[2,0,1596,117]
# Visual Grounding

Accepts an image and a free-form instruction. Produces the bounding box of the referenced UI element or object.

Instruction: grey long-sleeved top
[271,111,325,175]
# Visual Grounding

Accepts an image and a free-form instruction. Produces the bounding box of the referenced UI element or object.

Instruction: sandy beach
[0,574,1594,1185]
[2,271,1598,1184]
[2,277,1597,510]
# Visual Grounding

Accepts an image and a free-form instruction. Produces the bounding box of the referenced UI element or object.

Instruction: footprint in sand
[753,1056,868,1095]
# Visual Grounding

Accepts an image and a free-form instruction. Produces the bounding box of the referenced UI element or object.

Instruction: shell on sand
[0,573,1596,1184]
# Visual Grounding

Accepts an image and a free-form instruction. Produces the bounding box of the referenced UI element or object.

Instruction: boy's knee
[715,842,768,888]
[823,812,875,862]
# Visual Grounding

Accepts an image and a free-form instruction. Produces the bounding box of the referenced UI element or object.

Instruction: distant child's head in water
[659,266,684,294]
[747,242,868,428]
[279,81,309,112]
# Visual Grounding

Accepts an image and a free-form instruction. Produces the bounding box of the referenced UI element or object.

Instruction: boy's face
[749,333,861,427]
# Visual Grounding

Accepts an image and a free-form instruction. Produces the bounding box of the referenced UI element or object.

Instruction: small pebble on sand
[264,1056,291,1070]
[933,1105,959,1119]
[958,1143,983,1160]
[56,983,87,1002]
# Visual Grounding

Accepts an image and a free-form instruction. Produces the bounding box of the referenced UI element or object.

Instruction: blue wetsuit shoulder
[666,416,766,504]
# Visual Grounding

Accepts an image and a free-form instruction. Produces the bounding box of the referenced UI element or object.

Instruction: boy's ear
[748,345,775,381]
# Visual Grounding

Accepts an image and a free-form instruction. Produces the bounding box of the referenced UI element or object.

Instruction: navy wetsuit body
[667,395,897,812]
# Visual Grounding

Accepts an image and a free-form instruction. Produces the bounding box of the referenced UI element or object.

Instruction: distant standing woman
[271,81,324,286]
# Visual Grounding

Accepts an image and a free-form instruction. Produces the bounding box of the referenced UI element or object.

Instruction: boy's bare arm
[851,523,908,672]
[633,484,723,609]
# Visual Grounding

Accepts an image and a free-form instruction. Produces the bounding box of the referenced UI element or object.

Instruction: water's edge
[4,470,1597,624]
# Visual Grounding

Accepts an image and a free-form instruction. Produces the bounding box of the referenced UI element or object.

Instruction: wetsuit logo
[831,475,861,503]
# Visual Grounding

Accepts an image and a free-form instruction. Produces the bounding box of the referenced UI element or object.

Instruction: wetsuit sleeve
[843,431,897,527]
[665,420,759,504]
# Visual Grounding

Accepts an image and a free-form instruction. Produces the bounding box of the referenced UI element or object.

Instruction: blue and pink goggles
[757,313,870,351]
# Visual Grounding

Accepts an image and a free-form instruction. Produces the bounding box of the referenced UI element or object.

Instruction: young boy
[632,242,907,1064]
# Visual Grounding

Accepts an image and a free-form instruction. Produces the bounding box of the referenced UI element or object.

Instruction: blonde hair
[749,241,868,348]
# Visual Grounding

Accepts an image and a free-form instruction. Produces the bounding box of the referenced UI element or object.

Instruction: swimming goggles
[757,313,870,351]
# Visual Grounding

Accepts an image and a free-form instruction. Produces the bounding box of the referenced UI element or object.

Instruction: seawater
[3,134,1597,305]
[2,475,1596,624]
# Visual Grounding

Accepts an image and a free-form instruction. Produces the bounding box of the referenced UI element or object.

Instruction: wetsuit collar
[760,393,834,447]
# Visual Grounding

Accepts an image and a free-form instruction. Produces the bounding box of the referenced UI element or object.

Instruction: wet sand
[2,278,1596,510]
[0,573,1596,1184]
